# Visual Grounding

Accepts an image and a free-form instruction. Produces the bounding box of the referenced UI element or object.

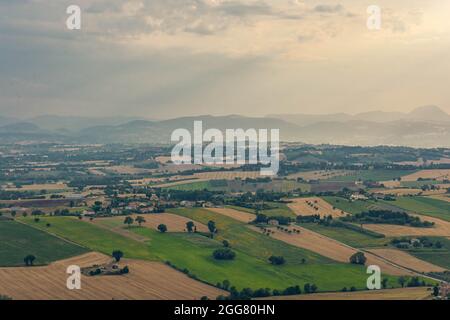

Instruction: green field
[404,237,450,270]
[166,179,310,193]
[166,208,403,290]
[0,220,88,266]
[165,181,210,191]
[17,211,418,292]
[379,197,450,222]
[300,223,390,248]
[321,196,375,214]
[400,180,442,188]
[326,170,416,182]
[227,202,296,218]
[19,217,156,261]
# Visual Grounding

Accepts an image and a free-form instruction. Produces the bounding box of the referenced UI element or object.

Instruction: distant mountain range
[1,106,450,147]
[268,105,450,125]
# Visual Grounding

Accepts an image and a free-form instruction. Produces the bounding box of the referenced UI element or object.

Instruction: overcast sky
[1,0,449,119]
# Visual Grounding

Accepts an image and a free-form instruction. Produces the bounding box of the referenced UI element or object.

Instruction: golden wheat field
[401,169,450,182]
[207,207,255,223]
[261,287,432,300]
[287,170,351,181]
[3,183,70,191]
[367,249,445,273]
[287,197,348,218]
[0,252,225,300]
[362,215,450,237]
[193,171,260,180]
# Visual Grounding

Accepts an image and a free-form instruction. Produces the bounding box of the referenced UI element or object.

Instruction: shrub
[268,255,285,265]
[212,248,236,260]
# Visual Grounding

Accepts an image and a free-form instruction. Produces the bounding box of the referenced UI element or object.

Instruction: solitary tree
[112,250,124,262]
[349,252,367,265]
[157,224,168,233]
[124,216,134,228]
[222,240,230,248]
[136,216,146,226]
[24,255,36,266]
[186,221,195,233]
[208,220,217,238]
[268,255,285,265]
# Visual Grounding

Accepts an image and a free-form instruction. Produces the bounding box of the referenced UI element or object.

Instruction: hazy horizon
[1,0,450,118]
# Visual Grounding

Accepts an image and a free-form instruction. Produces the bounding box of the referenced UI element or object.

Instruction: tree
[124,216,134,227]
[268,255,285,265]
[398,276,407,288]
[186,221,195,233]
[303,283,311,294]
[381,278,388,289]
[24,255,36,266]
[222,240,230,248]
[112,250,124,262]
[157,224,168,233]
[207,220,217,238]
[212,248,236,260]
[433,285,440,297]
[136,216,146,226]
[349,252,367,265]
[222,280,230,291]
[11,211,16,218]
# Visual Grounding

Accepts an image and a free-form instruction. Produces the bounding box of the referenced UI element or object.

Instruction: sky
[0,0,450,119]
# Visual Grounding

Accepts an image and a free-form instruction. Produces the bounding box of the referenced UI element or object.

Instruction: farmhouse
[350,193,368,200]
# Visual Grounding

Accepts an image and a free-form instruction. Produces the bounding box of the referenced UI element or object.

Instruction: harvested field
[104,165,152,175]
[207,207,255,223]
[3,183,70,191]
[372,188,446,197]
[363,214,450,237]
[159,164,203,173]
[287,170,351,181]
[287,197,348,218]
[262,287,432,300]
[0,252,225,300]
[153,179,207,188]
[250,226,413,276]
[155,156,172,164]
[131,213,209,233]
[370,188,423,196]
[362,215,450,237]
[193,171,260,180]
[381,180,402,188]
[87,168,106,176]
[401,169,450,182]
[367,249,446,273]
[428,194,450,203]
